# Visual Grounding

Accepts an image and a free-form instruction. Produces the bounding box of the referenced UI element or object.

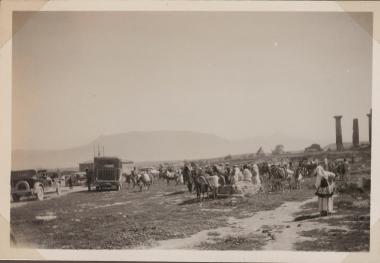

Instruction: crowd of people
[159,156,351,216]
[79,155,352,216]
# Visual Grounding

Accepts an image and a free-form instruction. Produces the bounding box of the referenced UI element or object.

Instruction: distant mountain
[12,131,329,170]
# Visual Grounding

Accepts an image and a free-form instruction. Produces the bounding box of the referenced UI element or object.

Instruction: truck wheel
[15,181,30,192]
[12,194,20,202]
[35,185,44,201]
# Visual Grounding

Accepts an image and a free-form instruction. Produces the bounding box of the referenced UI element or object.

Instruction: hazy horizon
[12,12,372,151]
[12,129,367,152]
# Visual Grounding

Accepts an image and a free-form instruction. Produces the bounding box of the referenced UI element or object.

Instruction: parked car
[11,169,61,202]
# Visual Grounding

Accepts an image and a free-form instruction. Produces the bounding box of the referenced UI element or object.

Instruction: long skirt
[328,196,334,212]
[318,196,334,212]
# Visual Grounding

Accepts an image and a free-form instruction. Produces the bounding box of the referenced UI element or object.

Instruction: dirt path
[11,186,87,209]
[141,196,346,250]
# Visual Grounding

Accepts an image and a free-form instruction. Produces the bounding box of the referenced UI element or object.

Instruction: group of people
[181,162,264,198]
[179,156,351,216]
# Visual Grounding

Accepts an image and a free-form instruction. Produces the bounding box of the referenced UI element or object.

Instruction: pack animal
[137,172,151,192]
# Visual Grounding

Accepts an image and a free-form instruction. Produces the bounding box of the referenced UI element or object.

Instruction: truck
[11,169,61,202]
[93,157,132,191]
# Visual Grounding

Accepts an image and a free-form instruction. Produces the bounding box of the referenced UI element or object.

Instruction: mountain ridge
[12,130,330,169]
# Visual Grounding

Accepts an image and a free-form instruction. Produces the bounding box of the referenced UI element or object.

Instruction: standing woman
[314,163,333,216]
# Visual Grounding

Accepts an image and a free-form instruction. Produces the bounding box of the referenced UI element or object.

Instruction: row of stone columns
[334,109,372,151]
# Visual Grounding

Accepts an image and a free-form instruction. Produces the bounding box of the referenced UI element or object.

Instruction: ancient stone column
[367,109,372,145]
[352,118,359,148]
[334,116,343,151]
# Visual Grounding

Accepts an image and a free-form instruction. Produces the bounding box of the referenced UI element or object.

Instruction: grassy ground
[11,178,315,249]
[293,172,370,251]
[197,233,268,250]
[11,153,370,250]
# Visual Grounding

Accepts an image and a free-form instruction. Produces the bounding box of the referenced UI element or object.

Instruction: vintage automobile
[11,169,61,202]
[93,157,130,191]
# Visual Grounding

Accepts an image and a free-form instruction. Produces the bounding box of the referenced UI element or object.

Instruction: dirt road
[141,197,319,250]
[11,186,87,209]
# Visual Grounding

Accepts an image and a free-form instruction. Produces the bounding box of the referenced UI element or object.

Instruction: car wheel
[35,185,44,201]
[12,194,20,202]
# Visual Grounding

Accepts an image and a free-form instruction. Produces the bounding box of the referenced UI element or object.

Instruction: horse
[329,161,346,181]
[258,162,271,185]
[164,170,178,185]
[291,166,308,190]
[191,165,209,201]
[158,168,166,180]
[193,172,209,201]
[269,165,288,192]
[137,172,151,192]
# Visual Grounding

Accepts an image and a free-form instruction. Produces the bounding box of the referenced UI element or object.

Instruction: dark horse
[328,161,346,181]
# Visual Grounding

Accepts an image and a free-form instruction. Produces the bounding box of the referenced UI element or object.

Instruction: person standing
[208,172,219,199]
[86,168,91,191]
[324,157,329,171]
[315,164,334,216]
[243,165,253,182]
[252,163,263,192]
[231,165,239,192]
[326,171,336,213]
[68,175,73,190]
[225,163,231,185]
[288,161,293,170]
[343,158,350,183]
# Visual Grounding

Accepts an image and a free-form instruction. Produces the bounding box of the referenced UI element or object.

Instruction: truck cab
[94,157,127,191]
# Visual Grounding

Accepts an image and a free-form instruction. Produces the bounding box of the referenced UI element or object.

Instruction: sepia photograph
[1,1,378,261]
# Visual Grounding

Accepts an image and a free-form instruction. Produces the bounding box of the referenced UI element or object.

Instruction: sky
[12,11,372,150]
